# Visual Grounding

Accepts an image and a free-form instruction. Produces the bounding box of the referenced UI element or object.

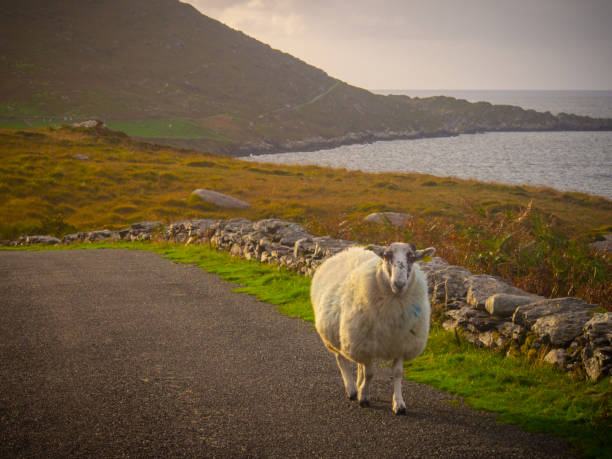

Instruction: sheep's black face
[373,242,435,295]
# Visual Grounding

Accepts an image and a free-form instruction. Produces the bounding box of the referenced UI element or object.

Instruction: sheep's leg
[335,353,357,400]
[356,363,365,389]
[357,362,374,408]
[391,358,406,415]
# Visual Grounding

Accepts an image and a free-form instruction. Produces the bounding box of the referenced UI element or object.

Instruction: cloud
[187,0,306,39]
[182,0,612,89]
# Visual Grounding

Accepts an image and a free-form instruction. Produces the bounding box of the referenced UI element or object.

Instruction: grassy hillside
[1,125,610,308]
[1,0,610,154]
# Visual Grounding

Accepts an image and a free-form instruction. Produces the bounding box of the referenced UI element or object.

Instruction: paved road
[0,250,575,457]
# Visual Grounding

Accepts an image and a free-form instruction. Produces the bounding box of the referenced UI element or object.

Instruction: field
[0,125,611,308]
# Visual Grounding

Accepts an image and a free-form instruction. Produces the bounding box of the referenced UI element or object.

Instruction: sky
[182,0,612,91]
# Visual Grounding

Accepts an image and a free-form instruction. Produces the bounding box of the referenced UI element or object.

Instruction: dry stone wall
[8,218,611,382]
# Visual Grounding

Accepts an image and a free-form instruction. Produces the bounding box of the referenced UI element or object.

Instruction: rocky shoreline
[230,127,612,157]
[7,217,611,382]
[149,122,612,157]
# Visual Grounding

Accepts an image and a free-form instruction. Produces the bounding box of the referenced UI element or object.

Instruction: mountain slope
[0,0,335,119]
[1,0,610,154]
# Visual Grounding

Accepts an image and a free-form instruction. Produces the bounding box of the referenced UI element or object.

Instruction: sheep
[310,242,435,415]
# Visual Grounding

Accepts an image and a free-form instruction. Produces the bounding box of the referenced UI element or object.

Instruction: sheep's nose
[393,281,406,292]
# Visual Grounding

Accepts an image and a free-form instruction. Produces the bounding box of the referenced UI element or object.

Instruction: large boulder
[363,212,412,227]
[191,189,250,208]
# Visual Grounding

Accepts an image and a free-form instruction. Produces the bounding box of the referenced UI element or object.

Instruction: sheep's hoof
[359,400,370,408]
[394,406,406,416]
[347,392,357,401]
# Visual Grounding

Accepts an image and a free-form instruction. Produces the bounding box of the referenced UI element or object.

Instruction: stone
[312,237,355,259]
[230,243,243,257]
[543,349,566,367]
[22,235,61,245]
[419,257,450,277]
[85,229,116,242]
[73,119,103,128]
[363,212,413,227]
[532,309,599,347]
[589,234,612,253]
[465,274,532,310]
[428,265,471,304]
[513,297,598,328]
[497,321,526,343]
[477,330,507,348]
[275,224,311,247]
[442,306,490,332]
[226,218,253,232]
[129,221,164,232]
[582,346,612,381]
[441,307,499,347]
[581,313,612,381]
[294,238,316,258]
[583,313,612,346]
[191,189,250,208]
[253,219,292,234]
[485,293,544,318]
[62,232,84,244]
[73,154,89,160]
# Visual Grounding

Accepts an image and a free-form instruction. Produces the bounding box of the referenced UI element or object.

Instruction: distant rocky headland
[2,1,611,157]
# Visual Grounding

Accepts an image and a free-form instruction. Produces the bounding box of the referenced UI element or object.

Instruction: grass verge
[6,241,611,457]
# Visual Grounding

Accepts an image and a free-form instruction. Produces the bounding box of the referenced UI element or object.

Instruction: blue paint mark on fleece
[411,304,422,318]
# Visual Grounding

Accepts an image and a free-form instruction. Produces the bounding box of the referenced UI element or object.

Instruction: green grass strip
[5,242,611,457]
[105,118,231,140]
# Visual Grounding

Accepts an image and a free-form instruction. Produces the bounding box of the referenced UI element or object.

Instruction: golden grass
[1,125,610,307]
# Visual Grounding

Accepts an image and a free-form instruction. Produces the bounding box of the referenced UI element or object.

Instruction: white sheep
[310,242,435,414]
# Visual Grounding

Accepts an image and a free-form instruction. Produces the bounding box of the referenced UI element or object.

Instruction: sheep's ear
[365,244,386,258]
[415,247,435,261]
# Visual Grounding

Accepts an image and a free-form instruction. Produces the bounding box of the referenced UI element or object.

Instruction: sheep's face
[370,243,435,295]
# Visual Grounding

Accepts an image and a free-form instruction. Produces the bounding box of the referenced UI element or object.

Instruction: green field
[105,119,232,141]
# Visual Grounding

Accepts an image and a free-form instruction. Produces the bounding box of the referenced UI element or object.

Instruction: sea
[244,90,612,200]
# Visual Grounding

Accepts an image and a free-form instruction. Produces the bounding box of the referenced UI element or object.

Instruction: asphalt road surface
[0,250,576,457]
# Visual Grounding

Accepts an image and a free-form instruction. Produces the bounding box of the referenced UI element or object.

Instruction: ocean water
[245,90,612,199]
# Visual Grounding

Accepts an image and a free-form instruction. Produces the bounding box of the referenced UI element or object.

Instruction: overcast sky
[183,0,612,90]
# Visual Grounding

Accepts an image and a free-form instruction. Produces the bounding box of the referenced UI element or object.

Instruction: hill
[1,0,611,154]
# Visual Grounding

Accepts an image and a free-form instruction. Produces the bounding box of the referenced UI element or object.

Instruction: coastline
[143,124,612,158]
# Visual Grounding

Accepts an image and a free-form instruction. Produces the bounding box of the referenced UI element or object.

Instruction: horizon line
[369,88,612,92]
